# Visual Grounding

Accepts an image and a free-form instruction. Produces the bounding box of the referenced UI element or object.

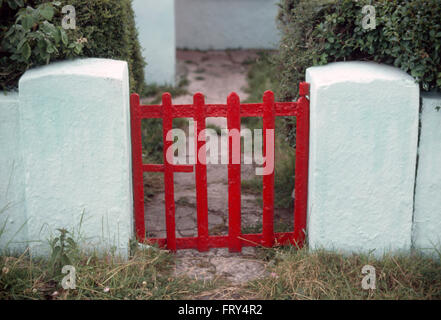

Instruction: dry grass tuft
[0,244,218,300]
[247,246,441,300]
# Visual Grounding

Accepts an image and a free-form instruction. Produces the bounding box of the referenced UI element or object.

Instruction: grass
[195,68,206,74]
[246,246,441,300]
[1,233,440,300]
[140,117,188,165]
[243,51,277,104]
[141,78,189,105]
[175,197,195,208]
[0,241,218,300]
[242,221,292,235]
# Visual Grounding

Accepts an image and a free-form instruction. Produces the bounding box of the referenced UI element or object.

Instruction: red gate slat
[140,103,298,119]
[262,91,275,247]
[142,164,193,173]
[194,93,209,252]
[293,82,310,248]
[227,92,242,252]
[146,232,296,250]
[162,93,177,251]
[130,94,146,243]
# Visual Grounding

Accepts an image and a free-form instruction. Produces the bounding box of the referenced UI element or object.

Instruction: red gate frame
[130,82,309,252]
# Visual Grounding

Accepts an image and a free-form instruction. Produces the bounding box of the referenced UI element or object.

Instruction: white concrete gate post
[19,58,134,258]
[305,62,420,256]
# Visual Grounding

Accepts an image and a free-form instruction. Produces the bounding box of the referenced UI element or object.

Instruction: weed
[0,243,217,300]
[242,221,292,235]
[48,229,77,277]
[141,75,189,105]
[141,84,188,101]
[143,172,164,202]
[175,197,195,208]
[209,224,228,236]
[243,51,278,104]
[195,68,206,74]
[247,246,441,300]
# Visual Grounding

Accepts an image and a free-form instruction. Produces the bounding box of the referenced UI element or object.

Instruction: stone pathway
[142,50,291,297]
[145,156,261,239]
[174,248,266,284]
[145,50,264,242]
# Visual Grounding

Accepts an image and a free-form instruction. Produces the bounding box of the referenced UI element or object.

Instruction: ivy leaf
[53,28,61,44]
[16,37,27,50]
[38,4,54,21]
[60,29,68,45]
[21,15,35,30]
[46,41,55,54]
[21,42,31,60]
[73,43,82,55]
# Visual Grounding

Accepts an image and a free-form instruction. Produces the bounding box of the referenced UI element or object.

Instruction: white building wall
[0,93,28,253]
[176,0,281,50]
[413,93,441,257]
[133,0,176,85]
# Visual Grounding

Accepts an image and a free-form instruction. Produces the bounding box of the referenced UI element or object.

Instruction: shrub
[1,0,146,92]
[0,1,83,89]
[276,0,441,145]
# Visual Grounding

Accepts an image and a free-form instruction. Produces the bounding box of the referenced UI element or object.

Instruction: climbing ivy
[1,0,146,92]
[2,2,82,65]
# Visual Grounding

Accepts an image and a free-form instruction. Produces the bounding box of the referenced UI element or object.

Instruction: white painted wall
[18,59,134,258]
[0,93,28,253]
[2,58,440,259]
[175,0,281,50]
[413,93,441,257]
[306,62,420,256]
[133,0,176,85]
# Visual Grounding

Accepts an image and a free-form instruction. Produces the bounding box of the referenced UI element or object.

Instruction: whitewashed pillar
[305,62,419,256]
[19,58,134,258]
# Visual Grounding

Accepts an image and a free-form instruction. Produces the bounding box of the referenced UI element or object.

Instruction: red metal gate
[130,82,309,252]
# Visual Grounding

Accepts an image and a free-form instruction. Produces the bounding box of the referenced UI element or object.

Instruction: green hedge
[1,0,146,92]
[276,0,441,145]
[276,0,441,99]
